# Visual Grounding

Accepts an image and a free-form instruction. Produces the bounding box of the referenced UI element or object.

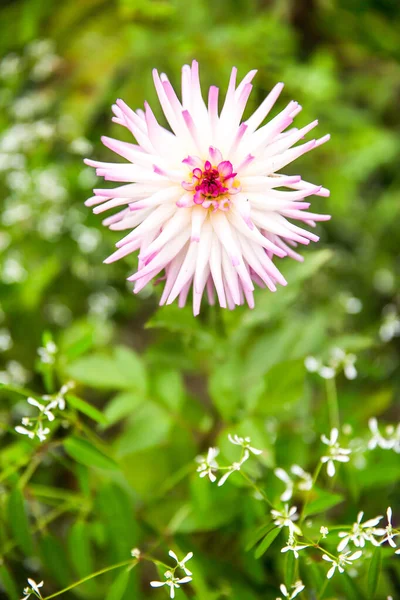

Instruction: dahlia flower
[85,61,330,314]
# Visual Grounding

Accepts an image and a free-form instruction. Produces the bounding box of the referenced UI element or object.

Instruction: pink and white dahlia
[85,61,330,315]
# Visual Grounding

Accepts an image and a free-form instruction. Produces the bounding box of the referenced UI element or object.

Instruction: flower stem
[239,471,273,507]
[317,576,329,599]
[43,560,136,599]
[325,377,340,430]
[299,461,322,525]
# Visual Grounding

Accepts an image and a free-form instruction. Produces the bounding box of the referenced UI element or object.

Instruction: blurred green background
[0,0,399,599]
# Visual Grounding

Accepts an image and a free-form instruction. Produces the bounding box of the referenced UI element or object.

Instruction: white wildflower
[320,526,329,538]
[21,579,44,599]
[150,571,192,599]
[379,305,400,342]
[329,347,357,380]
[337,511,384,552]
[218,449,250,487]
[168,550,193,576]
[274,468,294,502]
[15,425,35,440]
[42,382,73,411]
[276,580,305,599]
[271,505,302,535]
[131,548,141,559]
[36,424,50,443]
[319,365,336,379]
[196,447,219,482]
[380,507,398,549]
[320,428,351,477]
[368,418,400,453]
[322,550,362,579]
[0,328,12,351]
[37,340,57,364]
[306,348,357,380]
[342,296,362,314]
[281,534,309,559]
[228,433,263,455]
[27,397,55,422]
[304,356,321,373]
[274,465,312,502]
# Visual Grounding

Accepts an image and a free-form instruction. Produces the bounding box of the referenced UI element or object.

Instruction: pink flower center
[181,156,241,211]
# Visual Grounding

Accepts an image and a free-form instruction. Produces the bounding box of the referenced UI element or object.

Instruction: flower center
[181,154,241,212]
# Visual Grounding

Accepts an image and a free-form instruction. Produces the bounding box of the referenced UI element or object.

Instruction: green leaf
[304,489,344,517]
[66,346,147,393]
[339,573,363,600]
[105,568,131,600]
[66,393,108,425]
[153,368,185,411]
[285,550,295,588]
[64,437,119,471]
[254,527,280,559]
[0,564,19,600]
[39,534,71,588]
[208,360,241,419]
[368,547,382,599]
[245,522,273,552]
[116,402,171,456]
[20,255,60,310]
[68,521,94,578]
[96,483,138,561]
[7,487,34,556]
[103,391,144,429]
[254,359,305,416]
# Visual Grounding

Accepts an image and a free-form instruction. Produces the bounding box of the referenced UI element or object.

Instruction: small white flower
[274,468,294,502]
[322,550,362,579]
[379,305,400,342]
[281,534,309,559]
[217,449,250,487]
[320,428,351,477]
[329,347,357,380]
[320,526,329,538]
[380,507,398,549]
[36,424,50,443]
[196,447,219,482]
[42,381,73,411]
[228,433,263,455]
[131,547,141,559]
[274,465,312,502]
[337,511,384,552]
[304,356,321,373]
[308,348,358,380]
[27,397,55,421]
[368,418,400,453]
[15,425,35,439]
[21,579,44,599]
[37,340,57,364]
[271,505,302,535]
[168,550,193,576]
[343,296,363,315]
[290,465,313,492]
[276,580,305,599]
[319,365,336,380]
[150,571,192,599]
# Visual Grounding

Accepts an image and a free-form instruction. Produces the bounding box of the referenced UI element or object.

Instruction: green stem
[318,577,329,599]
[240,471,273,507]
[299,461,322,525]
[325,377,339,431]
[19,455,42,489]
[43,559,136,599]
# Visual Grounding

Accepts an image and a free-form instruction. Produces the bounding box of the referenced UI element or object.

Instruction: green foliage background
[0,0,399,599]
